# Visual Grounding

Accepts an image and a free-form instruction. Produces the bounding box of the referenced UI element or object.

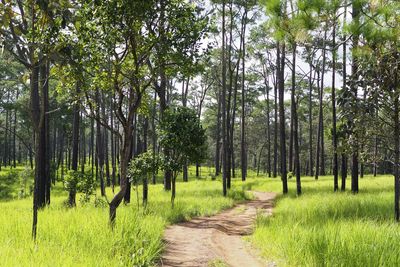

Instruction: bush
[0,168,20,200]
[64,171,96,205]
[94,196,108,208]
[18,166,34,199]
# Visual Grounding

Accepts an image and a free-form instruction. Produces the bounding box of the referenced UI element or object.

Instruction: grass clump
[248,174,400,267]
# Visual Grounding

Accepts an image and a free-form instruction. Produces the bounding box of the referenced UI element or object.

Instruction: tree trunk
[320,29,327,176]
[240,9,248,182]
[351,1,359,194]
[291,44,301,195]
[221,0,227,196]
[341,3,347,191]
[332,18,339,191]
[308,49,314,177]
[95,88,105,197]
[394,96,399,221]
[278,42,288,194]
[69,82,81,207]
[264,67,271,178]
[171,174,176,208]
[109,129,132,226]
[315,68,321,180]
[273,48,279,178]
[215,88,222,177]
[152,91,157,184]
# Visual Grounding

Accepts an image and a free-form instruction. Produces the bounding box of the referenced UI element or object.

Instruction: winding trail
[159,191,276,267]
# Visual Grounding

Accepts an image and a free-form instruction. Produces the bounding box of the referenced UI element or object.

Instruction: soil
[159,191,276,267]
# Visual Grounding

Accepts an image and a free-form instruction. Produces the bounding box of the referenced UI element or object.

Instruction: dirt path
[159,191,276,267]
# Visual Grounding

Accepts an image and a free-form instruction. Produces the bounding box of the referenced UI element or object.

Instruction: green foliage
[18,166,34,199]
[128,151,160,186]
[64,170,96,204]
[159,106,207,173]
[0,169,21,200]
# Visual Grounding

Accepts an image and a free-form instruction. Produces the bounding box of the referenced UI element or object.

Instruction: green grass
[0,166,248,267]
[2,165,400,267]
[245,174,400,267]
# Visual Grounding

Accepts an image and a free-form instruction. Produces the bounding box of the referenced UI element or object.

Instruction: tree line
[0,0,399,240]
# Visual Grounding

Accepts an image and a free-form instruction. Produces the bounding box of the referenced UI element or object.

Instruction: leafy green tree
[159,107,207,207]
[128,151,161,208]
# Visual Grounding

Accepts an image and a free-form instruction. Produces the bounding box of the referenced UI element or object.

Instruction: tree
[0,0,72,239]
[159,107,206,207]
[128,150,160,208]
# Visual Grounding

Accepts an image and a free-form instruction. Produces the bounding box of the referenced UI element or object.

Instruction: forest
[0,0,399,266]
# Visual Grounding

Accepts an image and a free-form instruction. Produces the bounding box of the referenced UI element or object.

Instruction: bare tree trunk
[315,68,321,180]
[351,1,359,194]
[341,3,348,190]
[273,48,279,178]
[152,91,157,184]
[264,67,271,178]
[291,44,301,195]
[221,0,227,196]
[332,18,339,191]
[308,49,314,177]
[278,42,288,194]
[394,96,399,221]
[69,82,81,207]
[320,29,327,176]
[215,88,222,177]
[109,129,132,226]
[240,8,248,182]
[95,88,105,197]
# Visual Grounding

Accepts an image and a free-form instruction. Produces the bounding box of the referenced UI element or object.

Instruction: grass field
[1,165,399,266]
[244,174,400,267]
[0,166,248,267]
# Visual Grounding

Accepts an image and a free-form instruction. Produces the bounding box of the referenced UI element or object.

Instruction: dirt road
[159,191,276,267]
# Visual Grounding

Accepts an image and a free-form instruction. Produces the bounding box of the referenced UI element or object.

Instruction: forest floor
[159,191,276,267]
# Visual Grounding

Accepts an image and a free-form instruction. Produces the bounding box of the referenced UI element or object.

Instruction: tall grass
[0,170,247,267]
[246,174,400,267]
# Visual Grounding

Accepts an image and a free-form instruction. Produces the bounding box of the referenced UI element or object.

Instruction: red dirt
[159,191,276,267]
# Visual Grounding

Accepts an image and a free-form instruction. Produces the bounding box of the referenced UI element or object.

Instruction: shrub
[64,171,96,205]
[18,166,34,199]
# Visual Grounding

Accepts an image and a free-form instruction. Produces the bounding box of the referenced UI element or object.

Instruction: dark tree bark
[13,93,18,168]
[69,82,81,207]
[182,78,189,182]
[308,48,314,177]
[394,96,399,221]
[110,101,116,190]
[240,8,248,182]
[32,58,51,239]
[351,1,360,194]
[143,117,149,205]
[102,93,110,187]
[221,0,228,196]
[315,69,321,180]
[90,117,95,180]
[273,48,279,178]
[263,63,271,178]
[95,88,106,197]
[291,44,301,195]
[151,91,157,184]
[215,87,222,177]
[278,42,288,194]
[332,18,339,191]
[4,92,9,167]
[320,29,328,177]
[341,4,348,190]
[225,1,234,187]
